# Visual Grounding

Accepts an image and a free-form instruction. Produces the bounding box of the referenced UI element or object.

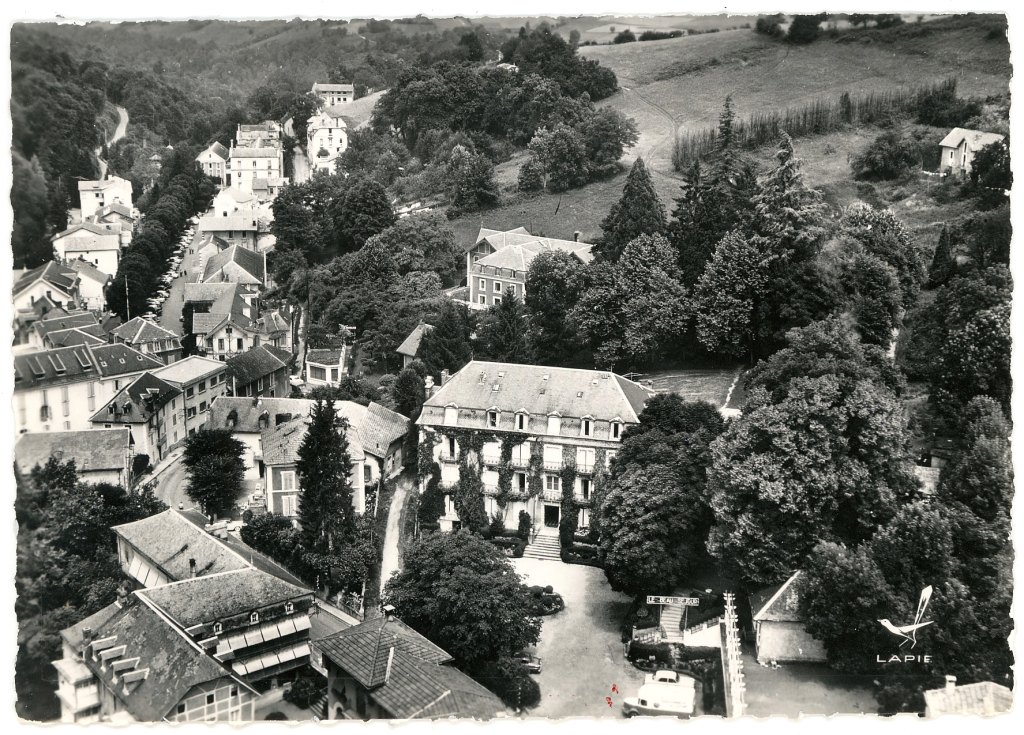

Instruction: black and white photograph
[3,1,1017,725]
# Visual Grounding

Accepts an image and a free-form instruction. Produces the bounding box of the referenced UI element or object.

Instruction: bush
[469,657,541,709]
[787,14,827,44]
[851,130,922,180]
[517,510,532,541]
[283,673,326,709]
[755,14,785,38]
[130,453,151,478]
[639,30,684,41]
[489,513,506,538]
[517,157,545,192]
[614,29,637,44]
[560,542,603,567]
[264,712,288,720]
[490,535,526,558]
[916,80,982,127]
[528,592,565,616]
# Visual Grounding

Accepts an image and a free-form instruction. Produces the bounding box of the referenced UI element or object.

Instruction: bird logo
[878,586,933,648]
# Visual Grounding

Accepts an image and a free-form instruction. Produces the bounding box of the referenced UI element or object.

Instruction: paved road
[158,227,205,336]
[379,474,414,594]
[151,454,190,510]
[512,557,645,718]
[291,146,311,184]
[96,105,129,179]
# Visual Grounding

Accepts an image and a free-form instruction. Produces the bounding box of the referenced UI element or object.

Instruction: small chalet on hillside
[939,127,1005,177]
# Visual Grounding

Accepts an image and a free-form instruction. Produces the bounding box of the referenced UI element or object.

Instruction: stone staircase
[311,691,328,720]
[660,604,685,643]
[523,534,561,561]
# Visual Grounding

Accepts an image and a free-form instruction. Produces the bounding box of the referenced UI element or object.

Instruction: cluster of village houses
[12,77,1010,722]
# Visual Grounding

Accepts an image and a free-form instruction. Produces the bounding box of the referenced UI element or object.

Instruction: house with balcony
[465,227,593,308]
[416,360,652,533]
[78,175,133,219]
[196,141,230,183]
[89,372,182,463]
[13,343,164,434]
[110,317,183,365]
[313,609,505,720]
[15,427,133,486]
[149,356,229,443]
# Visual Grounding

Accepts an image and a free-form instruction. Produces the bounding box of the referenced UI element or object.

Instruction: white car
[622,678,696,719]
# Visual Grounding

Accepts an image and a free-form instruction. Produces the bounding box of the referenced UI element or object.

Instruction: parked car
[622,679,695,719]
[513,651,542,674]
[645,671,681,685]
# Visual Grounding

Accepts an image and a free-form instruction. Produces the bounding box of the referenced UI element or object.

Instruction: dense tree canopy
[598,158,666,262]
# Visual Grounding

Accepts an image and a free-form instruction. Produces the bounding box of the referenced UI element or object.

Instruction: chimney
[83,627,93,645]
[945,675,957,692]
[441,369,450,385]
[573,230,580,242]
[189,558,197,578]
[424,375,435,397]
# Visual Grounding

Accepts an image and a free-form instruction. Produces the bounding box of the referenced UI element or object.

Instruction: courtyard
[741,648,876,717]
[512,557,645,719]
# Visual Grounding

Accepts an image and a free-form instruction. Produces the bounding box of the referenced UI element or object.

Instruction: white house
[235,121,282,148]
[196,141,229,183]
[13,343,163,434]
[939,128,1006,177]
[311,82,354,107]
[78,175,133,219]
[227,145,285,194]
[52,222,123,276]
[89,372,182,462]
[304,348,347,387]
[307,107,349,173]
[197,213,259,251]
[416,360,653,532]
[12,262,81,313]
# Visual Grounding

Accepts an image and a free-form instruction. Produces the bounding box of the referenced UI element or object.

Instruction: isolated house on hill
[312,81,355,107]
[396,323,433,368]
[939,127,1005,177]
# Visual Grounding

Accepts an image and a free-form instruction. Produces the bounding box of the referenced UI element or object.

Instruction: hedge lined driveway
[513,557,645,718]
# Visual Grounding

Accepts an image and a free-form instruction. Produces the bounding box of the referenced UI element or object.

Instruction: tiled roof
[95,202,133,220]
[15,428,131,473]
[13,261,78,297]
[924,681,1013,716]
[137,567,310,628]
[307,348,344,365]
[420,360,652,426]
[61,602,121,650]
[66,258,112,283]
[261,408,367,466]
[256,310,290,335]
[397,323,433,357]
[44,326,107,347]
[939,127,1005,151]
[208,397,316,434]
[150,356,226,386]
[226,345,293,386]
[192,312,229,335]
[473,234,594,271]
[230,147,280,159]
[33,312,100,338]
[90,372,181,425]
[83,597,251,721]
[111,317,180,345]
[751,571,804,623]
[315,616,504,719]
[202,244,265,283]
[362,402,410,456]
[198,214,258,233]
[53,221,123,246]
[313,82,354,92]
[13,344,163,390]
[112,509,251,581]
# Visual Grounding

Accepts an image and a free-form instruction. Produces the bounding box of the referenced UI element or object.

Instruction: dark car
[514,651,542,674]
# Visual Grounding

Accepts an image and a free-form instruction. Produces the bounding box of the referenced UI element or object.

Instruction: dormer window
[213,622,223,635]
[611,421,622,440]
[250,611,260,624]
[487,410,498,428]
[516,413,527,431]
[582,418,593,438]
[284,601,294,614]
[443,405,458,426]
[547,414,561,435]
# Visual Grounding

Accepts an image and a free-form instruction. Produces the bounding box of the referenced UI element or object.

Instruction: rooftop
[111,317,181,345]
[229,147,280,159]
[137,567,310,628]
[939,127,1006,151]
[307,348,344,365]
[923,680,1013,716]
[90,372,181,426]
[420,360,652,425]
[751,571,804,623]
[78,175,131,192]
[13,261,78,297]
[472,227,594,271]
[313,82,355,92]
[15,428,132,473]
[66,258,112,283]
[53,221,123,246]
[226,344,294,386]
[198,214,259,233]
[112,509,251,582]
[396,323,433,357]
[202,244,265,283]
[14,344,164,390]
[151,356,227,386]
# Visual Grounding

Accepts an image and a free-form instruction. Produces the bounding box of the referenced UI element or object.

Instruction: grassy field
[452,16,1007,253]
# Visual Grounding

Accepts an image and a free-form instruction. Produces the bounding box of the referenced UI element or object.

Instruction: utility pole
[125,272,131,320]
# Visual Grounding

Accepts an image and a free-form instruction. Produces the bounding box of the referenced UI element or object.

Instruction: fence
[673,77,958,169]
[719,593,746,718]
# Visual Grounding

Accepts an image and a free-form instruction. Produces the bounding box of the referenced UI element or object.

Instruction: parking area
[512,557,645,719]
[157,222,204,336]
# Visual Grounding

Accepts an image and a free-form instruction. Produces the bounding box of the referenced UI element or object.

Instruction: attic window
[284,601,294,614]
[516,413,527,431]
[611,421,622,440]
[250,611,260,624]
[213,622,223,635]
[487,411,498,428]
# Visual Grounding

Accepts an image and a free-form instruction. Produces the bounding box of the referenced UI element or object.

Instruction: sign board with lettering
[646,595,700,606]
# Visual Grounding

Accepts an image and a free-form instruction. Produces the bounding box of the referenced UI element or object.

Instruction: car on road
[513,651,542,674]
[645,671,681,685]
